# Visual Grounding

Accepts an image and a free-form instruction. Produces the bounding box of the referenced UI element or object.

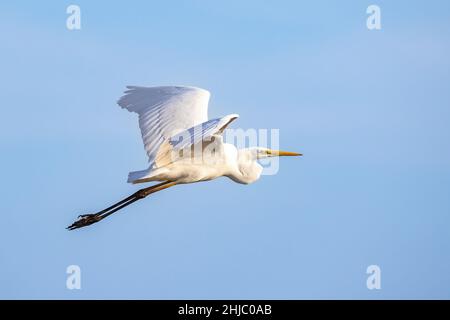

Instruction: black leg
[67,181,176,230]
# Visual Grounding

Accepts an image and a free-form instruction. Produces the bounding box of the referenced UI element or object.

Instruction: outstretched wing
[117,86,210,164]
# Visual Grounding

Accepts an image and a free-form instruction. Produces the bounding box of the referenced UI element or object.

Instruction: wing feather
[154,114,239,167]
[117,86,210,164]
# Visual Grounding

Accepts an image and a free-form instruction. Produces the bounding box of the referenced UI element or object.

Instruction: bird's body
[131,142,262,185]
[67,85,301,230]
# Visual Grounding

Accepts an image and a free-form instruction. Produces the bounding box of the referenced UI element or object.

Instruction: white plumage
[117,85,300,185]
[117,86,234,183]
[67,85,301,230]
[118,86,210,162]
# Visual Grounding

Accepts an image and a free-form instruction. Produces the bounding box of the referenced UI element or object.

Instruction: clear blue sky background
[1,0,449,299]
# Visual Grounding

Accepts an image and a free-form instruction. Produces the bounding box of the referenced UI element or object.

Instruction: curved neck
[227,149,262,184]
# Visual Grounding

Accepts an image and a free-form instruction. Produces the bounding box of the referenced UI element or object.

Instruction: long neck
[227,148,263,184]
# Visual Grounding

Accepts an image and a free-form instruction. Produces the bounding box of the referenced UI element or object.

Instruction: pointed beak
[270,150,303,157]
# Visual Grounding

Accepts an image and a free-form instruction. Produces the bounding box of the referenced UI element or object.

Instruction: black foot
[67,214,103,230]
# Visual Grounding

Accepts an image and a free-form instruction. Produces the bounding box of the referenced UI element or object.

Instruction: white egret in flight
[68,86,301,230]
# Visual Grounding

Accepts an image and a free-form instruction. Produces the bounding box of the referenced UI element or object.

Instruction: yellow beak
[269,150,303,156]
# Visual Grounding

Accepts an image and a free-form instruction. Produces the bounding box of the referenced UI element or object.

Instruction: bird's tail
[127,169,150,184]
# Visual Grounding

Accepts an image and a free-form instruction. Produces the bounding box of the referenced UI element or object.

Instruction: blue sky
[1,0,450,299]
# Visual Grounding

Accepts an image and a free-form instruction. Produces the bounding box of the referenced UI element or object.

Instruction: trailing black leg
[67,181,176,230]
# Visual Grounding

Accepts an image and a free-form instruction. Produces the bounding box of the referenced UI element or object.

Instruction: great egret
[68,86,301,230]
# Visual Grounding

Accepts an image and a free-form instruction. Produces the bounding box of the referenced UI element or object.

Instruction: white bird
[68,86,301,230]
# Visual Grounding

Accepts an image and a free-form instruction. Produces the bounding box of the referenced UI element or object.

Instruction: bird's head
[251,147,302,159]
[234,147,302,184]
